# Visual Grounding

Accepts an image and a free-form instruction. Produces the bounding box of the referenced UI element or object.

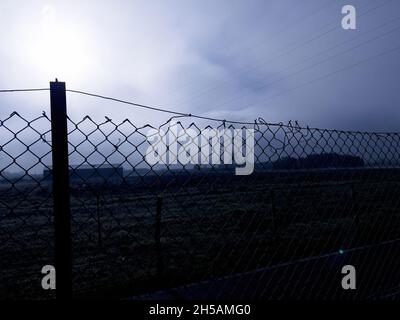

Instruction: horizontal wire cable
[171,0,337,99]
[247,43,400,109]
[64,88,400,134]
[66,89,256,125]
[174,0,393,108]
[1,84,399,134]
[0,88,49,93]
[66,89,189,117]
[214,18,400,110]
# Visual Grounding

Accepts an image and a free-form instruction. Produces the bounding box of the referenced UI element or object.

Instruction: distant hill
[272,153,364,170]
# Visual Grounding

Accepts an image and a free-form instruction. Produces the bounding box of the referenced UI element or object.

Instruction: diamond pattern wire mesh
[0,112,54,299]
[1,112,400,299]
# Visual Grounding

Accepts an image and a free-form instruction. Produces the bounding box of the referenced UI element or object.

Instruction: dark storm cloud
[0,0,399,131]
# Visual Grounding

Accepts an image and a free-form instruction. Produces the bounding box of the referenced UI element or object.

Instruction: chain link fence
[0,112,54,299]
[1,111,400,299]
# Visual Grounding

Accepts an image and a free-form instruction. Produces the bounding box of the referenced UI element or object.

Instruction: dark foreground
[1,168,400,299]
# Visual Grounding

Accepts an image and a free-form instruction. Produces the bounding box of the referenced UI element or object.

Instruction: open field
[1,168,400,299]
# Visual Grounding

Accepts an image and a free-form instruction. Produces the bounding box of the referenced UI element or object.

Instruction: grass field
[1,168,400,299]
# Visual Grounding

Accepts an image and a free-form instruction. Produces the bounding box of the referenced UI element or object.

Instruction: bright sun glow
[27,5,92,82]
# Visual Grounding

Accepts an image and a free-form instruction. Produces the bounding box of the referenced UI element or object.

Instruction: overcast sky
[1,0,400,131]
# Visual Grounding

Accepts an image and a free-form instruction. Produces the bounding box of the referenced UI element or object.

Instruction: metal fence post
[50,80,72,299]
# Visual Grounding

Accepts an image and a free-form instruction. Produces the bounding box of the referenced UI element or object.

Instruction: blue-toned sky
[0,0,400,131]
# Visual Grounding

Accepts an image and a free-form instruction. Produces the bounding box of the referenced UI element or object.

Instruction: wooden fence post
[270,190,277,236]
[50,80,72,299]
[155,196,164,278]
[351,184,360,240]
[96,194,103,249]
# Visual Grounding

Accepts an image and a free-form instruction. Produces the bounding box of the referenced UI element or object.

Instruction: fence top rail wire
[1,87,400,135]
[0,88,50,93]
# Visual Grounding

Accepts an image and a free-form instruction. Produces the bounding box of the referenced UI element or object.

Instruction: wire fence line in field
[1,107,400,299]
